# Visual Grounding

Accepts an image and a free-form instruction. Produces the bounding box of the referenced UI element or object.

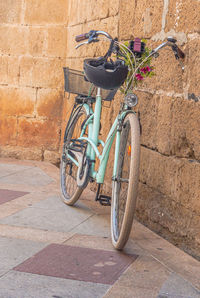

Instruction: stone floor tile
[111,255,171,290]
[0,189,29,205]
[157,272,200,298]
[0,163,33,178]
[64,234,148,256]
[70,214,111,237]
[0,271,110,298]
[14,244,137,285]
[105,285,159,298]
[0,224,73,243]
[0,237,46,273]
[0,197,92,232]
[0,166,54,186]
[134,236,200,290]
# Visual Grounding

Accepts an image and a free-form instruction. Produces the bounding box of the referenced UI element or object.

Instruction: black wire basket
[63,67,117,101]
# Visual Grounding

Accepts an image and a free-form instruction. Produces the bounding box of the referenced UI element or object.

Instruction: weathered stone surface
[36,88,63,120]
[44,150,60,165]
[0,25,28,55]
[166,0,200,34]
[47,27,68,58]
[119,0,136,40]
[137,92,200,160]
[0,116,17,145]
[0,0,22,24]
[0,86,36,116]
[19,57,65,88]
[137,182,196,238]
[187,38,200,96]
[170,96,200,160]
[0,56,19,85]
[119,0,163,39]
[17,119,60,150]
[0,146,43,161]
[28,27,46,56]
[24,0,68,25]
[140,41,185,93]
[68,0,119,26]
[140,147,200,212]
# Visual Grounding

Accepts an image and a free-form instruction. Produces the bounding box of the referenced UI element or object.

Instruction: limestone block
[68,0,119,26]
[187,38,200,96]
[137,91,159,150]
[119,0,163,40]
[141,42,184,93]
[36,88,63,120]
[19,57,65,88]
[137,183,193,236]
[170,97,200,160]
[166,0,200,34]
[134,0,163,38]
[17,118,60,150]
[137,91,200,160]
[44,150,60,165]
[24,0,68,25]
[28,27,46,56]
[47,27,68,58]
[65,58,85,71]
[0,26,28,55]
[140,147,200,212]
[68,0,87,26]
[0,56,19,85]
[0,116,17,145]
[119,0,136,40]
[189,214,200,244]
[0,86,36,116]
[0,0,21,24]
[0,146,43,161]
[108,0,120,17]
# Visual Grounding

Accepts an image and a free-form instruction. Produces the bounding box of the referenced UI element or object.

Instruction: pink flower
[135,73,144,81]
[140,66,152,74]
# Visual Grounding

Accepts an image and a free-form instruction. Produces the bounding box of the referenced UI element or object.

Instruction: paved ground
[0,158,199,298]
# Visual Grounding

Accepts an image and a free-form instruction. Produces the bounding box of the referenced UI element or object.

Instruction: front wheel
[111,113,140,250]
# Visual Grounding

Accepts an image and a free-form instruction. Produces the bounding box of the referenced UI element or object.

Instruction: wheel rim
[61,110,87,202]
[112,119,131,242]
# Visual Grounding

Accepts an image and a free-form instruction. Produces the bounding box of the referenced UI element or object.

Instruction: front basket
[63,67,117,101]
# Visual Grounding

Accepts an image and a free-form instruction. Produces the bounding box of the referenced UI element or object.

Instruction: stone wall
[0,0,68,163]
[0,0,200,252]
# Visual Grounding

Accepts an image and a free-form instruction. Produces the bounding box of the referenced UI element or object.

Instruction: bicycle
[60,30,185,250]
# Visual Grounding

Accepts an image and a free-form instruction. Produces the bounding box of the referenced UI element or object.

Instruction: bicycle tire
[111,113,140,249]
[60,106,88,205]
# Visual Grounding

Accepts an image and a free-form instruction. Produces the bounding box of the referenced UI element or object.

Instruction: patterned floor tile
[0,189,29,205]
[14,244,137,285]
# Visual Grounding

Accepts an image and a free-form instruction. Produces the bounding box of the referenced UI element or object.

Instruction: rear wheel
[60,106,88,205]
[111,113,140,249]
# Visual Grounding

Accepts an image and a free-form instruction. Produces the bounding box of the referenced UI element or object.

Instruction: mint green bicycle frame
[67,88,134,184]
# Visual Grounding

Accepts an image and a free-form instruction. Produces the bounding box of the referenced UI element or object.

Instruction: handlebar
[75,33,90,42]
[75,30,185,60]
[151,37,185,60]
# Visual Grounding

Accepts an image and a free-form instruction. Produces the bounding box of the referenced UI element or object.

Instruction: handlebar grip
[75,33,89,42]
[177,47,185,59]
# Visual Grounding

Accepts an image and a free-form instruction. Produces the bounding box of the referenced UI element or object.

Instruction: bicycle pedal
[97,195,111,206]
